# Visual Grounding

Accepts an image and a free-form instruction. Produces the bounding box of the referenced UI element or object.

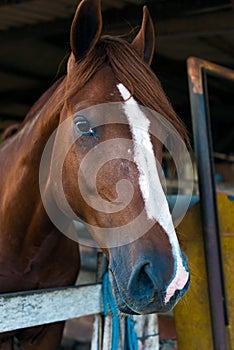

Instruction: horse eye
[74,115,94,136]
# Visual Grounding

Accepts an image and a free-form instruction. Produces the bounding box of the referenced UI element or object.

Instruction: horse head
[48,0,190,314]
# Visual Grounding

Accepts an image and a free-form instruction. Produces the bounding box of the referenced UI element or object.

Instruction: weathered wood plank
[0,284,103,333]
[134,314,159,350]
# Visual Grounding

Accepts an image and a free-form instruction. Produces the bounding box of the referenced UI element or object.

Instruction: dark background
[0,0,233,155]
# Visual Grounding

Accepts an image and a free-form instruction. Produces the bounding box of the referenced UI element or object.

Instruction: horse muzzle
[109,254,190,315]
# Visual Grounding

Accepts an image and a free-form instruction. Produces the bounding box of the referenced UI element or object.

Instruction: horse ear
[131,6,155,65]
[70,0,102,62]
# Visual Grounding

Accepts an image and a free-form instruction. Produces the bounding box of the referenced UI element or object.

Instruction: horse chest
[0,235,79,293]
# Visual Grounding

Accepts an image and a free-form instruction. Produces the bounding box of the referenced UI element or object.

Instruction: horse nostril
[128,262,158,300]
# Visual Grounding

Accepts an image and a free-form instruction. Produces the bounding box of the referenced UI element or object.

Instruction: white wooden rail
[0,283,159,349]
[0,284,102,333]
[0,244,159,350]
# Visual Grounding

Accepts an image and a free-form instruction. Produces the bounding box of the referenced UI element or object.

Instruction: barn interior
[0,0,233,188]
[0,0,233,158]
[0,0,233,349]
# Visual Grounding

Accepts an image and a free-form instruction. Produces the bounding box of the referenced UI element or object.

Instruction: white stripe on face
[117,83,189,304]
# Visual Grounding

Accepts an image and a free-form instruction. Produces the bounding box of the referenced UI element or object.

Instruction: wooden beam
[0,17,72,43]
[0,284,102,333]
[0,83,54,102]
[0,63,51,81]
[152,10,234,39]
[0,8,234,43]
[0,0,32,5]
[199,35,234,59]
[104,9,234,38]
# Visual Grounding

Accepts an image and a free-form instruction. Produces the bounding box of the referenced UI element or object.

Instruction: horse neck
[0,79,65,255]
[2,81,64,175]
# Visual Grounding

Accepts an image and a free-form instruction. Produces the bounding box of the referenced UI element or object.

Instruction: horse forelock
[65,35,189,146]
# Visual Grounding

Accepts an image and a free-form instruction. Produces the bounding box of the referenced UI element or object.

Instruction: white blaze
[117,83,189,304]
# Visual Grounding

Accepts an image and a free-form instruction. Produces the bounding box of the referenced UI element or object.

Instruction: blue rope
[102,271,138,350]
[125,317,138,350]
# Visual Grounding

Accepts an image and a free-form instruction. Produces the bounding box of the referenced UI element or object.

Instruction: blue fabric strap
[124,317,138,350]
[102,271,138,350]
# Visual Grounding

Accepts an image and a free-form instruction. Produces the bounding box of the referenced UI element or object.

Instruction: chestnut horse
[0,0,190,348]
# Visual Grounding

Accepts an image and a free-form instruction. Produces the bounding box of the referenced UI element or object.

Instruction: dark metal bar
[202,70,229,328]
[187,57,234,350]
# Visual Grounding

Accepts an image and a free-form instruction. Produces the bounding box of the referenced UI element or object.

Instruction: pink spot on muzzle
[164,259,189,304]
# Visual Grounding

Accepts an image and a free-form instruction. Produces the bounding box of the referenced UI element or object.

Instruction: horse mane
[0,76,66,143]
[21,76,66,127]
[65,35,190,145]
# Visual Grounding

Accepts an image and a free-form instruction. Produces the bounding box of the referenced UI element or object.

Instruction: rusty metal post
[187,57,234,350]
